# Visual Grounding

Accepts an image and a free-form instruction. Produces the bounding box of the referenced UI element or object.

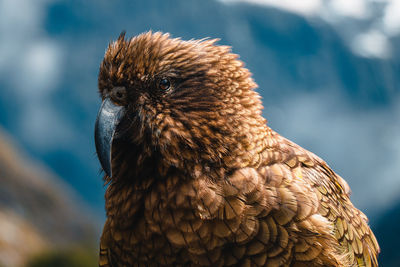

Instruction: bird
[94,31,380,267]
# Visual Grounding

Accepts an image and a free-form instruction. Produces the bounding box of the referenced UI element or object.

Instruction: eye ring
[159,78,171,91]
[115,91,123,99]
[111,86,127,102]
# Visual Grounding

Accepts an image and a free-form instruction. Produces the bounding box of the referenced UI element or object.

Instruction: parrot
[94,31,380,266]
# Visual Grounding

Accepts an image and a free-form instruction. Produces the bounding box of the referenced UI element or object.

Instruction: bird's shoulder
[262,133,380,266]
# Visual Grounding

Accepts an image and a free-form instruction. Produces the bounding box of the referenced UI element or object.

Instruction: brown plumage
[95,31,380,266]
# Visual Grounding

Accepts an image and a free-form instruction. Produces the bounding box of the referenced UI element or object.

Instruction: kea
[94,32,380,267]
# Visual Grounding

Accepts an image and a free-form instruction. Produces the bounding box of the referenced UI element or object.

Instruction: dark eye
[115,91,123,99]
[111,86,127,101]
[159,78,171,91]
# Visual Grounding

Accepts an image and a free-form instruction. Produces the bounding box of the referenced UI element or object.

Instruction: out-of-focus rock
[0,128,97,266]
[0,210,46,267]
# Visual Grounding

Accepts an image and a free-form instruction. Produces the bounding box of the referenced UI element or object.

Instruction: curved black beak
[94,98,125,177]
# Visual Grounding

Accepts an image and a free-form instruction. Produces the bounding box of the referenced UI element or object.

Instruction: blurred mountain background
[0,0,399,265]
[0,128,97,266]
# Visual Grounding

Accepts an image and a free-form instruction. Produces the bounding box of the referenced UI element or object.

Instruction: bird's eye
[111,86,127,102]
[116,91,123,99]
[159,78,171,91]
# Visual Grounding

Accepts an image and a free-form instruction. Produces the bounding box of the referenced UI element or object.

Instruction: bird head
[95,31,265,178]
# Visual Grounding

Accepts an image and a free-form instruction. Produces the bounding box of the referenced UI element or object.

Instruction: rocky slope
[0,128,97,266]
